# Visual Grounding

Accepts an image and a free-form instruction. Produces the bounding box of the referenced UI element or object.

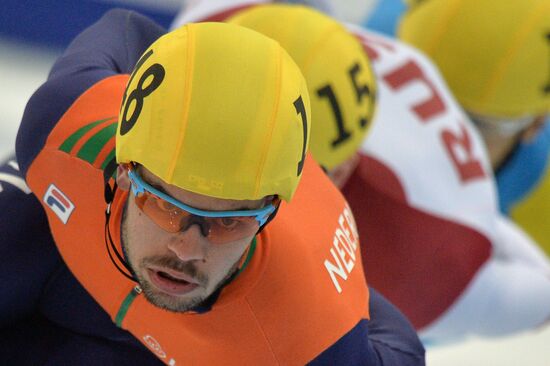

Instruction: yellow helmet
[229,4,377,170]
[399,0,550,118]
[116,22,310,201]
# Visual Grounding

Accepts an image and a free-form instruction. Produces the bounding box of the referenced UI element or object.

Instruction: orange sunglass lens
[135,193,187,233]
[207,217,259,244]
[133,191,262,243]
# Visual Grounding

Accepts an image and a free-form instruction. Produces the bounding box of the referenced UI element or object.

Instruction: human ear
[116,165,131,191]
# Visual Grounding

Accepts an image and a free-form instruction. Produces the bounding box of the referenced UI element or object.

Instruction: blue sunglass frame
[127,166,277,226]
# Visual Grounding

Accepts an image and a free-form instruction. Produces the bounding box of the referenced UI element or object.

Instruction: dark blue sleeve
[0,313,162,366]
[0,155,160,358]
[16,8,166,177]
[309,288,425,365]
[0,155,61,326]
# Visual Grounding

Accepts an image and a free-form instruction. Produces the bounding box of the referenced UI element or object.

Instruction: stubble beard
[135,256,240,313]
[120,202,239,313]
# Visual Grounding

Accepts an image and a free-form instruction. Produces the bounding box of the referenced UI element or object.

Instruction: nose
[166,224,207,262]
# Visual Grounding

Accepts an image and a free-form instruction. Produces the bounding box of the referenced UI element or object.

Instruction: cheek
[209,236,253,269]
[125,201,165,258]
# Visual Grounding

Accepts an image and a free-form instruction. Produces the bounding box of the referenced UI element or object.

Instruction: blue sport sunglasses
[126,164,279,243]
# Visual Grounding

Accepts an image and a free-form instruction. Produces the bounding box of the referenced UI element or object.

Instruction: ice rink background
[0,7,549,366]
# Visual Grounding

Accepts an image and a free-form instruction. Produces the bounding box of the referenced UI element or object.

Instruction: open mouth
[158,271,190,284]
[147,268,199,296]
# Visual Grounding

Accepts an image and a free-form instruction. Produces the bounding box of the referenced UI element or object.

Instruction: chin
[142,283,207,313]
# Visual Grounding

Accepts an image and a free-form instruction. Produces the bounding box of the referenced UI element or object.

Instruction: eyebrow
[136,166,170,195]
[146,178,169,195]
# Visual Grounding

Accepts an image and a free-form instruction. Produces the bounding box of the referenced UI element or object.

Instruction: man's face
[116,165,266,312]
[468,112,546,170]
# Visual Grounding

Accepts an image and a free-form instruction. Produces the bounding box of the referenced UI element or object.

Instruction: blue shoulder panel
[496,119,550,214]
[363,0,407,36]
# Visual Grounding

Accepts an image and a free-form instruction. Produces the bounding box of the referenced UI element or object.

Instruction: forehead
[138,165,266,211]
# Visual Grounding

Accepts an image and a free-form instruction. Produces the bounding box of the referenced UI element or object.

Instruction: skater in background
[173,0,550,344]
[400,0,550,257]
